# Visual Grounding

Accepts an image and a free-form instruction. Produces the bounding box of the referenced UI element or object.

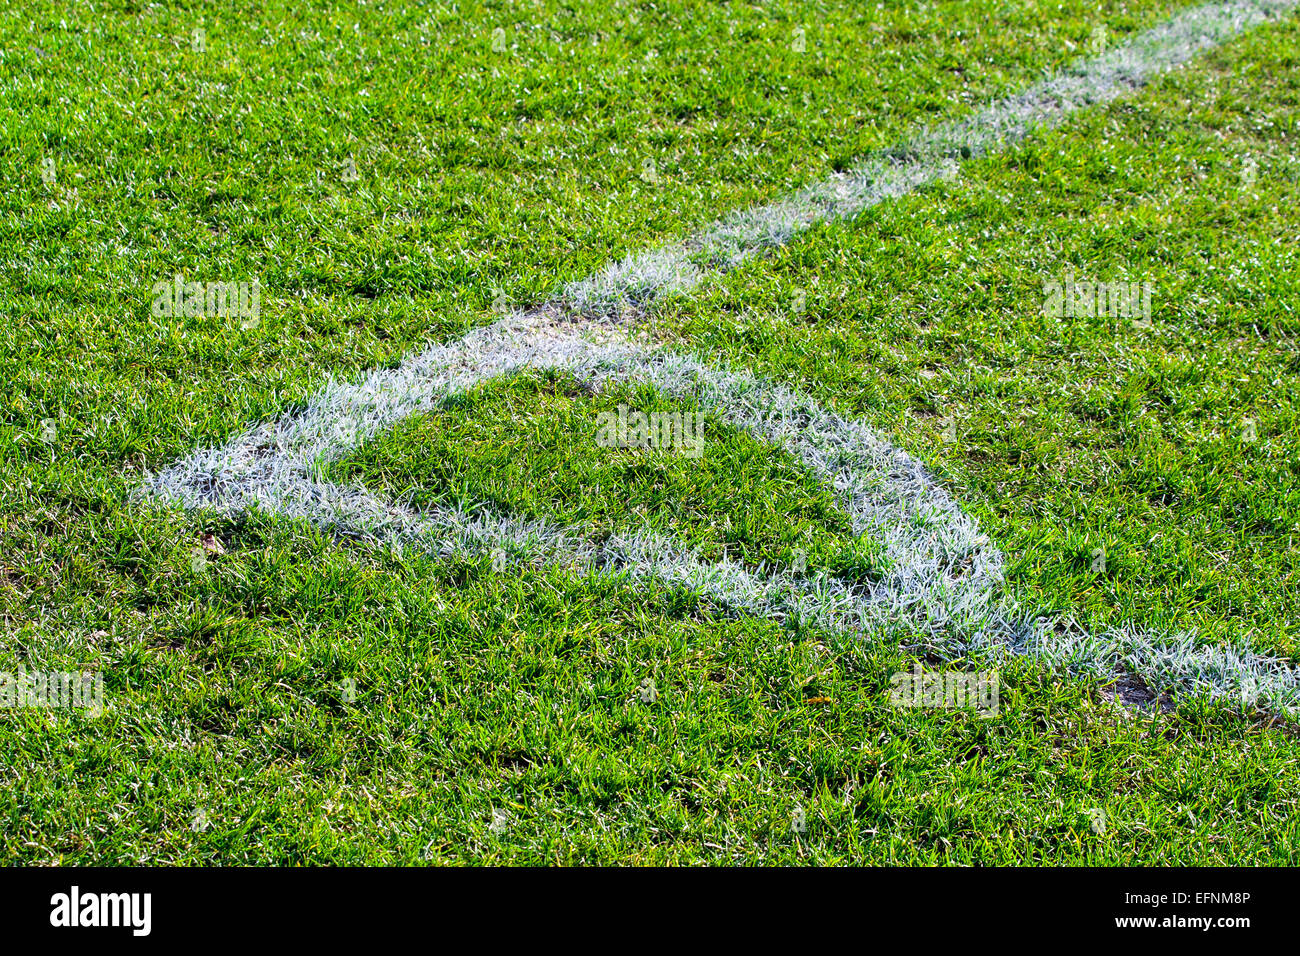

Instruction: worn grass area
[2,0,1299,865]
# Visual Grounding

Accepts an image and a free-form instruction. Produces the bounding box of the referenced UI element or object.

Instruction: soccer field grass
[3,0,1299,864]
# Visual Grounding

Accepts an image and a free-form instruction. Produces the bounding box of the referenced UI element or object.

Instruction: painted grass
[657,11,1300,664]
[2,0,1299,865]
[4,0,1193,474]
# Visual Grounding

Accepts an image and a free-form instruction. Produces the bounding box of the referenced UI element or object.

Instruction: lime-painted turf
[2,1,1299,864]
[141,0,1300,714]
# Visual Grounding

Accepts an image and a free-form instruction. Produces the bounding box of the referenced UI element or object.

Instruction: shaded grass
[3,517,1296,865]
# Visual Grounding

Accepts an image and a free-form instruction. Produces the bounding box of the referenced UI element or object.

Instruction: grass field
[2,0,1299,864]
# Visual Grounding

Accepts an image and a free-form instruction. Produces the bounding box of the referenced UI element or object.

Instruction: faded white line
[142,0,1300,714]
[569,0,1300,310]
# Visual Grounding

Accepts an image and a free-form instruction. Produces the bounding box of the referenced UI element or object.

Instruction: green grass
[328,370,883,573]
[2,0,1300,865]
[658,14,1300,663]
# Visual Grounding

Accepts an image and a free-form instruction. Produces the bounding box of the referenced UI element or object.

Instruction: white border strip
[568,0,1300,310]
[142,0,1300,714]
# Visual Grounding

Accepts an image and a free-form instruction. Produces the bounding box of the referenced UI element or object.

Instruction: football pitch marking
[144,0,1300,715]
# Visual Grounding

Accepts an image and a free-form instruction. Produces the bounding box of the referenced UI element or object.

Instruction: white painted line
[142,0,1300,715]
[568,0,1300,311]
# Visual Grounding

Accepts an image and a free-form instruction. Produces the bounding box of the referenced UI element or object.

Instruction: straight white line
[143,0,1300,715]
[568,0,1300,311]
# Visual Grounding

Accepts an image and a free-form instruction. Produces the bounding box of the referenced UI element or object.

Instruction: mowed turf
[328,370,887,574]
[2,0,1299,864]
[658,13,1300,664]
